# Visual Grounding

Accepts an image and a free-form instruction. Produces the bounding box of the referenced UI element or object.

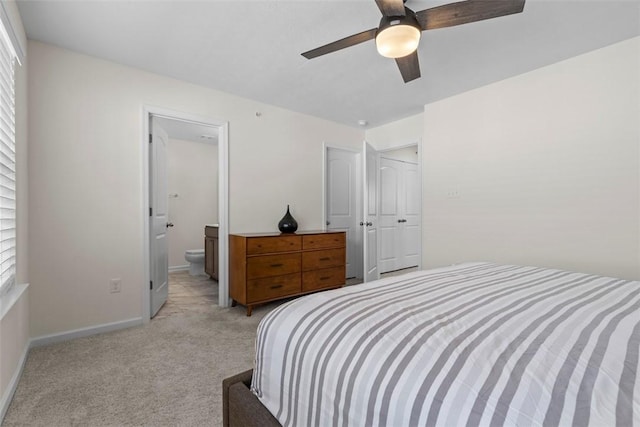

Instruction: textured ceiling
[17,0,640,128]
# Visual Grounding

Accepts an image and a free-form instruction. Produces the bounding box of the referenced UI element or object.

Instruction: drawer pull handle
[320,276,331,281]
[270,263,283,268]
[270,284,283,289]
[319,257,330,261]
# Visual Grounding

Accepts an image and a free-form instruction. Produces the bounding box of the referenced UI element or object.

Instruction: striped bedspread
[251,262,640,426]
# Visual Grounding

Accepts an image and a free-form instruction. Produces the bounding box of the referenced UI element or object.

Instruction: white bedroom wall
[167,138,218,269]
[422,37,640,280]
[27,41,363,338]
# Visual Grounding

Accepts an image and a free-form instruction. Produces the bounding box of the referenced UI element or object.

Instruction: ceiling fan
[302,0,526,83]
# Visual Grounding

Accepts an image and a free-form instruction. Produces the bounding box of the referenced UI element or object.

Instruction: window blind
[0,20,15,295]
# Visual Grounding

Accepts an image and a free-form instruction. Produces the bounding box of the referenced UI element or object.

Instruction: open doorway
[155,117,219,318]
[143,107,229,322]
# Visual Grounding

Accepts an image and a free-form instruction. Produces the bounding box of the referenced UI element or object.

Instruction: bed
[223,262,640,426]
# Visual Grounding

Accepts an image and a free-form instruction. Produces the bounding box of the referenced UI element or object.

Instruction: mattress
[251,262,640,426]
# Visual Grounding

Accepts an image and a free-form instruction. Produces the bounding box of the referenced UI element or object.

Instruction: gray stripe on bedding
[273,271,444,418]
[617,320,640,426]
[465,278,625,426]
[572,299,640,427]
[253,298,295,394]
[301,276,432,426]
[539,285,639,427]
[407,272,590,427]
[299,264,514,426]
[351,267,562,427]
[275,263,499,424]
[307,265,530,427]
[260,262,492,398]
[411,272,596,423]
[482,280,635,427]
[283,275,434,425]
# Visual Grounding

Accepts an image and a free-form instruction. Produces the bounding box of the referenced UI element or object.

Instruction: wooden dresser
[230,230,346,316]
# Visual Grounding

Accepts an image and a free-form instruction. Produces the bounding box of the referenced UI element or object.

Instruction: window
[0,19,15,296]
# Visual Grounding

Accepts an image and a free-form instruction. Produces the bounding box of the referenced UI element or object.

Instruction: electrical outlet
[110,278,122,294]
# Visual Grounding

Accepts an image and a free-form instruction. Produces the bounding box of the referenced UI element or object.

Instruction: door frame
[142,105,230,322]
[322,143,363,278]
[377,140,423,271]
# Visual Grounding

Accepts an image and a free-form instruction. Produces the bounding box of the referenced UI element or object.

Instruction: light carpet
[2,274,278,426]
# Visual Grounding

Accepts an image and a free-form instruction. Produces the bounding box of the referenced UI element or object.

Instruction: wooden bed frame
[222,369,280,427]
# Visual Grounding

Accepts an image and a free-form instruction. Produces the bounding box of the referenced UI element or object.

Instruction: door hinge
[150,280,153,290]
[149,207,152,216]
[149,134,152,143]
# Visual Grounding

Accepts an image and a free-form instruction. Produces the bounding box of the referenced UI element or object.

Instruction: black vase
[278,205,298,233]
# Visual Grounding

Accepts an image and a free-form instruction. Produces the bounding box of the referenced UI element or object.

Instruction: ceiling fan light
[376,24,421,59]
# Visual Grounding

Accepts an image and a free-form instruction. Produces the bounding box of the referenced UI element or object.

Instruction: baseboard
[30,317,143,348]
[0,341,29,423]
[169,265,189,272]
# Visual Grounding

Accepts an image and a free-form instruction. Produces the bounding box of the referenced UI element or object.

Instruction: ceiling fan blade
[416,0,525,30]
[375,0,406,17]
[302,28,378,59]
[395,51,420,83]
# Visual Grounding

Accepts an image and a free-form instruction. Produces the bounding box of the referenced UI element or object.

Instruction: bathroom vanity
[204,225,219,280]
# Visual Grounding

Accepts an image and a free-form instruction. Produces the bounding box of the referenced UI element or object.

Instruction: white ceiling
[17,0,640,128]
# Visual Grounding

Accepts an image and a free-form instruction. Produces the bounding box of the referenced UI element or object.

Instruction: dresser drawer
[302,233,345,250]
[302,248,345,271]
[247,235,301,255]
[247,253,301,279]
[302,266,345,292]
[247,273,301,303]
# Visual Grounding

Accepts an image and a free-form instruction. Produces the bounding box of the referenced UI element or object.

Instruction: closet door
[378,157,421,273]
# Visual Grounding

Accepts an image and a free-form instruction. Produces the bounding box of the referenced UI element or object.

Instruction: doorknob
[397,219,403,223]
[359,221,364,226]
[366,221,373,227]
[166,222,174,228]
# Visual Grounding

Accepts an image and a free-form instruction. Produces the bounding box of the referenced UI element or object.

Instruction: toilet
[185,249,205,276]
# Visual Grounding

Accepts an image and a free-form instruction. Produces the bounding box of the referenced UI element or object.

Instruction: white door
[401,161,421,268]
[362,141,379,282]
[378,157,421,273]
[378,157,402,272]
[149,118,169,317]
[326,148,361,278]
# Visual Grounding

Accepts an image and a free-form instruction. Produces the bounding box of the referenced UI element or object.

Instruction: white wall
[365,113,422,151]
[167,138,217,268]
[422,37,640,280]
[27,41,363,337]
